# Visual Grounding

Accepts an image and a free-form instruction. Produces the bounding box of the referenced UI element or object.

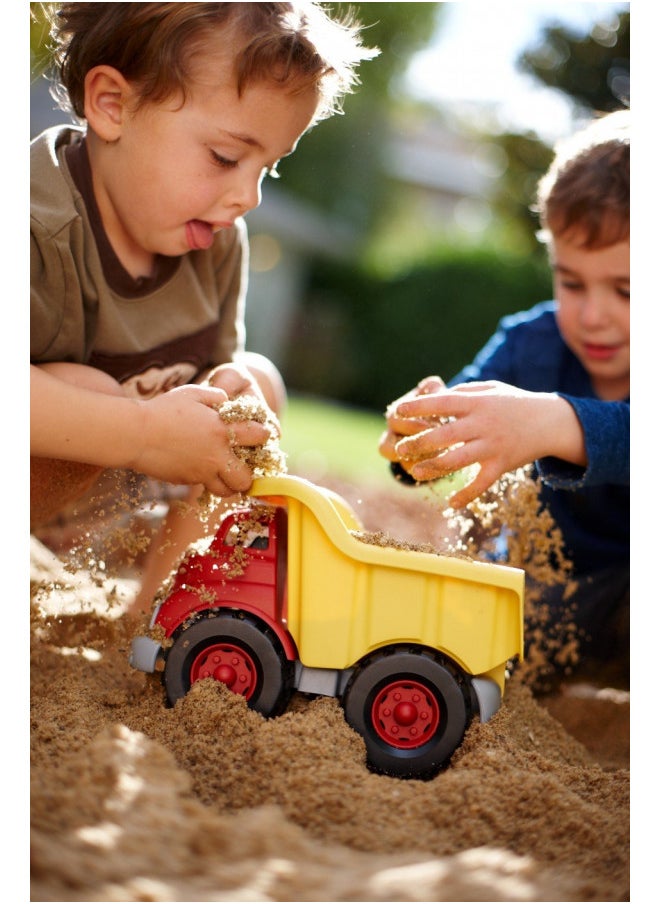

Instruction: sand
[30,475,629,902]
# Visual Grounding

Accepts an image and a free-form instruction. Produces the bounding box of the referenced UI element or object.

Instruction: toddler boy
[31,2,376,610]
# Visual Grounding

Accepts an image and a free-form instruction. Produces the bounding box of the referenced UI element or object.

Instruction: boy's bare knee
[30,457,103,531]
[238,351,287,416]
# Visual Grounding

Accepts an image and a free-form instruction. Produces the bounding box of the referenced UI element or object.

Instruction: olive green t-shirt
[30,125,247,400]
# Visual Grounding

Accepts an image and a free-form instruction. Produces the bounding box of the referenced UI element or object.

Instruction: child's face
[92,62,319,275]
[551,235,630,400]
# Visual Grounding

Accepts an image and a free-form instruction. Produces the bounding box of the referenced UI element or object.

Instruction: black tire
[163,610,294,716]
[343,647,471,779]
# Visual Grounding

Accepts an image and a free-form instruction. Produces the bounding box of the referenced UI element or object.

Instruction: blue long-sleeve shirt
[450,300,629,575]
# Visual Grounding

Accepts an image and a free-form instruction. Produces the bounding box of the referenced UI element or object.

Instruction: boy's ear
[83,65,134,141]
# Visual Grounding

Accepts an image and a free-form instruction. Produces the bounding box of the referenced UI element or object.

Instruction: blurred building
[383,113,503,239]
[243,186,355,366]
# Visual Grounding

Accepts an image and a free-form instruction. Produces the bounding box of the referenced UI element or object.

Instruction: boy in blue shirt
[380,111,630,671]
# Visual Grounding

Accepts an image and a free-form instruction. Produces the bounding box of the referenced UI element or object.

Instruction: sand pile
[30,472,629,902]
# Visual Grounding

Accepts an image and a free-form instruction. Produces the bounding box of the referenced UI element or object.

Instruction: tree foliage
[30,3,54,80]
[488,8,630,256]
[518,9,629,113]
[283,247,553,411]
[487,132,555,256]
[276,3,442,236]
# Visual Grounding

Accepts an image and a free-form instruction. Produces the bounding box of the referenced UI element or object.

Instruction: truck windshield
[224,523,270,549]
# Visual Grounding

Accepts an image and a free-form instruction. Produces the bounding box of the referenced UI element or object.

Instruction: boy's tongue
[186,219,214,250]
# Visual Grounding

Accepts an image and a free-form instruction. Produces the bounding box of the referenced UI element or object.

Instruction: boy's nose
[226,171,263,217]
[580,291,610,329]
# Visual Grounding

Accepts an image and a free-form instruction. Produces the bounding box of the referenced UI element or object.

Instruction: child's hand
[379,376,446,472]
[131,383,272,496]
[206,362,269,407]
[205,360,282,437]
[389,380,586,508]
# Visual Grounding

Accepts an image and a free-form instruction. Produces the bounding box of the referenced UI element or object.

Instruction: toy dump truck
[130,474,524,779]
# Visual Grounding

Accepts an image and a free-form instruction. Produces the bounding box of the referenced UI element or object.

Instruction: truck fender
[470,676,502,723]
[129,635,161,674]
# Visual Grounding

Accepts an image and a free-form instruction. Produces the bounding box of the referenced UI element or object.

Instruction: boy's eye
[560,280,584,291]
[210,150,237,169]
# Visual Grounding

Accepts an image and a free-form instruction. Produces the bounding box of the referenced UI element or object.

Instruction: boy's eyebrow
[226,129,263,149]
[553,262,629,281]
[223,129,295,158]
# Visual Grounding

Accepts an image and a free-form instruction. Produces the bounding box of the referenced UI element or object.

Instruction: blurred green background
[30,2,629,474]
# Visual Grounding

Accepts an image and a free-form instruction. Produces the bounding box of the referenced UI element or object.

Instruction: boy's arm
[30,365,270,496]
[31,364,143,467]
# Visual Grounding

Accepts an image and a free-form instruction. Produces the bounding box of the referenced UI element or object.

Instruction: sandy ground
[30,474,630,902]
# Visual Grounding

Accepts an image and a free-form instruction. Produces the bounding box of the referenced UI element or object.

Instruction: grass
[279,392,476,500]
[278,393,392,488]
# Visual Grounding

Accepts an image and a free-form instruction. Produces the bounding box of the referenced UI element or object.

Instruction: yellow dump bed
[250,475,524,684]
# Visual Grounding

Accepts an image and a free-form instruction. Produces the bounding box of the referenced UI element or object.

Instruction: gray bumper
[471,676,502,723]
[129,635,162,673]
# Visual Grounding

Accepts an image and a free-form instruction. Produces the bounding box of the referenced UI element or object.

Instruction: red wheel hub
[189,642,257,699]
[371,679,440,749]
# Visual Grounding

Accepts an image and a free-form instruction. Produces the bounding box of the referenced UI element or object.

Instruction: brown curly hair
[42,2,377,123]
[535,109,630,250]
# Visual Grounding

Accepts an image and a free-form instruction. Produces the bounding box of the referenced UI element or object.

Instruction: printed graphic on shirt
[88,323,219,398]
[122,362,199,399]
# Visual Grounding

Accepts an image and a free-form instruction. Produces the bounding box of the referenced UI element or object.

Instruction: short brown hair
[535,109,630,249]
[44,2,377,123]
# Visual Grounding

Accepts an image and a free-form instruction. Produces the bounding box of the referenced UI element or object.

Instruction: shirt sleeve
[537,396,630,488]
[449,326,517,385]
[449,302,560,389]
[30,218,89,363]
[30,227,61,359]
